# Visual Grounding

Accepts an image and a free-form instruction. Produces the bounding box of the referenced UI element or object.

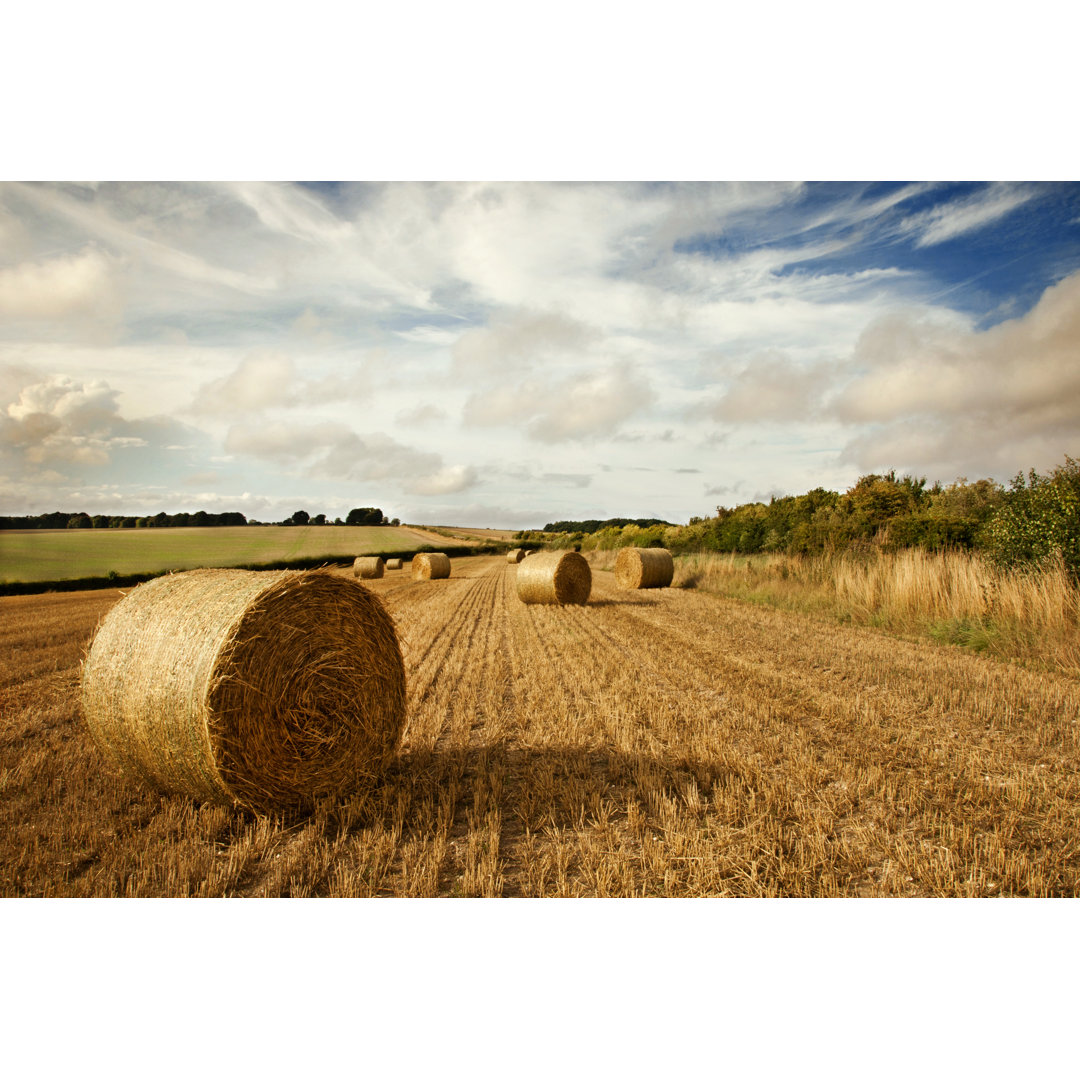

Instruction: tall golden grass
[659,548,1080,673]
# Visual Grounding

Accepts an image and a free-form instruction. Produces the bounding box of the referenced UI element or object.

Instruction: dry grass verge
[661,549,1080,675]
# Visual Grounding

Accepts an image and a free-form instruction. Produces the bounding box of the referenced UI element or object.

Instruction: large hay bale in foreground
[412,552,451,580]
[385,558,403,570]
[615,546,674,589]
[516,550,591,605]
[80,568,406,812]
[507,548,525,564]
[353,555,385,579]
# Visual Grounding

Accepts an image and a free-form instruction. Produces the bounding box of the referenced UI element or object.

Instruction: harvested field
[2,555,1079,897]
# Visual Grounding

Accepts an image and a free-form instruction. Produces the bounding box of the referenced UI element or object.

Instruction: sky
[2,179,1079,527]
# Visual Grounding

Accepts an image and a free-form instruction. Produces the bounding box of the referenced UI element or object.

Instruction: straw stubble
[80,568,406,812]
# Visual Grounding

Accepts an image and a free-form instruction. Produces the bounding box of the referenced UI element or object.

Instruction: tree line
[516,456,1080,576]
[0,507,401,530]
[542,517,672,533]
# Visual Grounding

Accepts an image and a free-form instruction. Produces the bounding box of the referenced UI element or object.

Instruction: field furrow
[2,556,1078,897]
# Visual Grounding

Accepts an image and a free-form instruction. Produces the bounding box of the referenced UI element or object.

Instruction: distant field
[0,525,447,583]
[430,526,518,542]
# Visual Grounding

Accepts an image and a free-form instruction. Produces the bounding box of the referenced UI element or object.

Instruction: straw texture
[353,555,385,579]
[615,547,674,589]
[80,568,406,812]
[412,552,451,580]
[385,558,403,570]
[516,550,591,605]
[507,548,525,563]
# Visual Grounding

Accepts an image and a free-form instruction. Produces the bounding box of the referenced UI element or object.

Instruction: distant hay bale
[615,547,674,589]
[353,555,385,579]
[507,548,525,563]
[80,568,406,812]
[385,558,403,570]
[412,552,451,580]
[516,550,591,605]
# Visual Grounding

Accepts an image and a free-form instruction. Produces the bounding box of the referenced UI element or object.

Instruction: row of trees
[516,457,1080,576]
[0,507,401,530]
[0,511,250,530]
[286,508,400,526]
[542,517,672,533]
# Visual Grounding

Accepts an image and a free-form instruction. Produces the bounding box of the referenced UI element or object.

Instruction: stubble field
[2,554,1079,897]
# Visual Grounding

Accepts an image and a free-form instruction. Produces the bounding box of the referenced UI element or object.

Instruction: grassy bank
[588,547,1080,674]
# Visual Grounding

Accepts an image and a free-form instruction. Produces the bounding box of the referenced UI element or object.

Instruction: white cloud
[192,353,297,414]
[540,473,592,488]
[224,418,480,497]
[404,465,479,495]
[224,419,351,462]
[190,352,374,416]
[0,247,122,323]
[452,309,599,375]
[396,403,447,426]
[830,268,1080,478]
[694,350,832,422]
[463,364,654,442]
[2,374,140,464]
[898,183,1036,247]
[0,368,211,511]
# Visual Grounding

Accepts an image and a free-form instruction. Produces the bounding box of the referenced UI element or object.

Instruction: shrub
[982,456,1080,576]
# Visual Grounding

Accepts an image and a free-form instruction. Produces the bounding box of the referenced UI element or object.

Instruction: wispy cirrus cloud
[898,182,1037,247]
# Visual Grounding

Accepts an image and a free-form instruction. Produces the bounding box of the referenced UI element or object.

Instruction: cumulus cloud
[396,403,447,426]
[190,353,373,416]
[404,465,480,496]
[224,420,352,462]
[192,354,297,414]
[452,309,599,375]
[224,419,480,496]
[463,364,654,442]
[1,374,142,465]
[0,247,122,323]
[693,350,831,422]
[831,268,1080,477]
[0,368,210,512]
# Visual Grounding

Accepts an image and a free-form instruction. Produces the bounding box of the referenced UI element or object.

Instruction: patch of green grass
[928,619,999,653]
[0,526,428,583]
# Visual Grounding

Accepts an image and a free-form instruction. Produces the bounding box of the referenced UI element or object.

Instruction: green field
[0,526,437,583]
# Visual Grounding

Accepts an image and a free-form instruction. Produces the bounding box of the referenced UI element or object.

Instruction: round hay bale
[353,555,385,579]
[412,552,451,580]
[507,548,525,564]
[516,550,591,605]
[80,568,406,812]
[385,558,403,570]
[614,547,674,589]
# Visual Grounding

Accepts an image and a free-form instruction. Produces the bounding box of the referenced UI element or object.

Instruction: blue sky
[2,180,1078,527]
